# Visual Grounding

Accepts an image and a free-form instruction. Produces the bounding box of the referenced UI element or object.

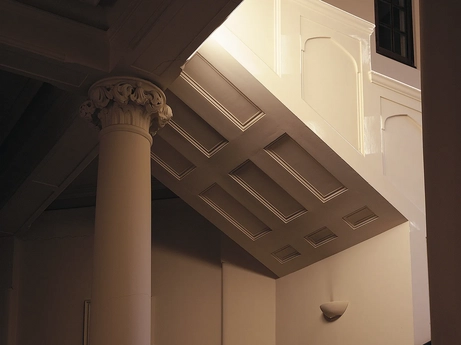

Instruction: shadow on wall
[152,198,277,278]
[221,234,278,279]
[151,198,221,267]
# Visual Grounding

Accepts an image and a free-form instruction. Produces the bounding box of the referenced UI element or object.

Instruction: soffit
[0,0,240,234]
[47,158,176,210]
[151,42,407,277]
[0,0,406,276]
[0,0,242,91]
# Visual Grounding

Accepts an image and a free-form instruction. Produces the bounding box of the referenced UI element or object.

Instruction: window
[375,0,414,66]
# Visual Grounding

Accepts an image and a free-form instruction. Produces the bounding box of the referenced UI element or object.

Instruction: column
[80,77,172,345]
[420,2,461,344]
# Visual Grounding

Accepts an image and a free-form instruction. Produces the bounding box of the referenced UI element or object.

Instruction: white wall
[150,199,222,345]
[12,200,420,345]
[222,263,276,345]
[211,1,429,342]
[276,222,414,345]
[220,234,277,345]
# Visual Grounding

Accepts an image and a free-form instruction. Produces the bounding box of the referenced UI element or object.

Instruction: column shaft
[91,126,152,345]
[80,77,172,345]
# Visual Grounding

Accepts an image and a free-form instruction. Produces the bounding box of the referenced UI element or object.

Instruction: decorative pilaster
[80,77,171,345]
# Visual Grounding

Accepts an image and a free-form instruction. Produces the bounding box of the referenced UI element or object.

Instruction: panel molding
[230,160,307,223]
[343,206,378,229]
[168,120,228,158]
[180,71,265,131]
[265,134,348,202]
[271,245,301,264]
[304,226,337,248]
[150,152,195,181]
[199,184,272,241]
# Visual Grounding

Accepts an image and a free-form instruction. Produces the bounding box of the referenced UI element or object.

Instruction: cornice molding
[80,77,172,136]
[291,0,375,36]
[369,71,421,101]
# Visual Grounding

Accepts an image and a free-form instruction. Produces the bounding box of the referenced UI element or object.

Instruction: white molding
[369,71,421,101]
[290,0,375,35]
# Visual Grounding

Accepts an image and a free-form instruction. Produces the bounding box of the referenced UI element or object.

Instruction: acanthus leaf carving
[79,77,172,136]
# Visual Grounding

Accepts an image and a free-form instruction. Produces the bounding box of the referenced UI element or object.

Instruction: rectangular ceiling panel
[200,184,271,241]
[230,160,307,223]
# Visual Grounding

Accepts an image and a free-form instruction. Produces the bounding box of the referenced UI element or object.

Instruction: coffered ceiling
[0,0,407,277]
[150,41,406,277]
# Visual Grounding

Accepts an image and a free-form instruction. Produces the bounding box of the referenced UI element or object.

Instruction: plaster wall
[11,200,418,345]
[13,199,223,345]
[323,0,421,88]
[211,1,428,342]
[149,199,222,345]
[222,263,276,345]
[276,222,414,345]
[15,208,94,345]
[220,235,277,345]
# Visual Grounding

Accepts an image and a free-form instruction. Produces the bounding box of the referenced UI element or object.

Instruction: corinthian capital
[79,77,172,136]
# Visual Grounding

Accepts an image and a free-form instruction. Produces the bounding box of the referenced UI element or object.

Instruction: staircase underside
[0,0,407,277]
[150,42,406,277]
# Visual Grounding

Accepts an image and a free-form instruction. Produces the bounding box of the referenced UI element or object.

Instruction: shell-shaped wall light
[320,301,349,321]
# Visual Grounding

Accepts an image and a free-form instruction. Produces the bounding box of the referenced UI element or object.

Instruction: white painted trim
[369,71,421,101]
[290,0,375,35]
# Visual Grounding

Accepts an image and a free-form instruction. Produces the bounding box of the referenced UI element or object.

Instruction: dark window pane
[375,0,413,66]
[394,33,407,57]
[393,7,406,31]
[378,1,392,25]
[379,25,392,51]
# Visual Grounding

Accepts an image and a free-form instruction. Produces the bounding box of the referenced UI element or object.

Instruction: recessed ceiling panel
[148,41,408,277]
[166,92,228,157]
[184,54,264,130]
[343,206,378,229]
[272,245,301,264]
[265,134,347,202]
[230,160,307,223]
[200,184,271,241]
[304,226,337,248]
[151,136,195,180]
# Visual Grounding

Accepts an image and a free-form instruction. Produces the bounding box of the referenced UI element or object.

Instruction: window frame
[374,0,415,67]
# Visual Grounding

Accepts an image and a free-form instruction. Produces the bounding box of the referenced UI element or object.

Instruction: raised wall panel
[151,136,195,180]
[301,17,363,151]
[381,99,424,212]
[184,54,264,130]
[200,184,271,241]
[230,160,307,223]
[265,134,347,202]
[166,92,228,157]
[147,20,408,278]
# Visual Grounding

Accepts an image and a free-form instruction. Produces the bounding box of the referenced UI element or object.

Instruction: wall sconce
[320,301,349,321]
